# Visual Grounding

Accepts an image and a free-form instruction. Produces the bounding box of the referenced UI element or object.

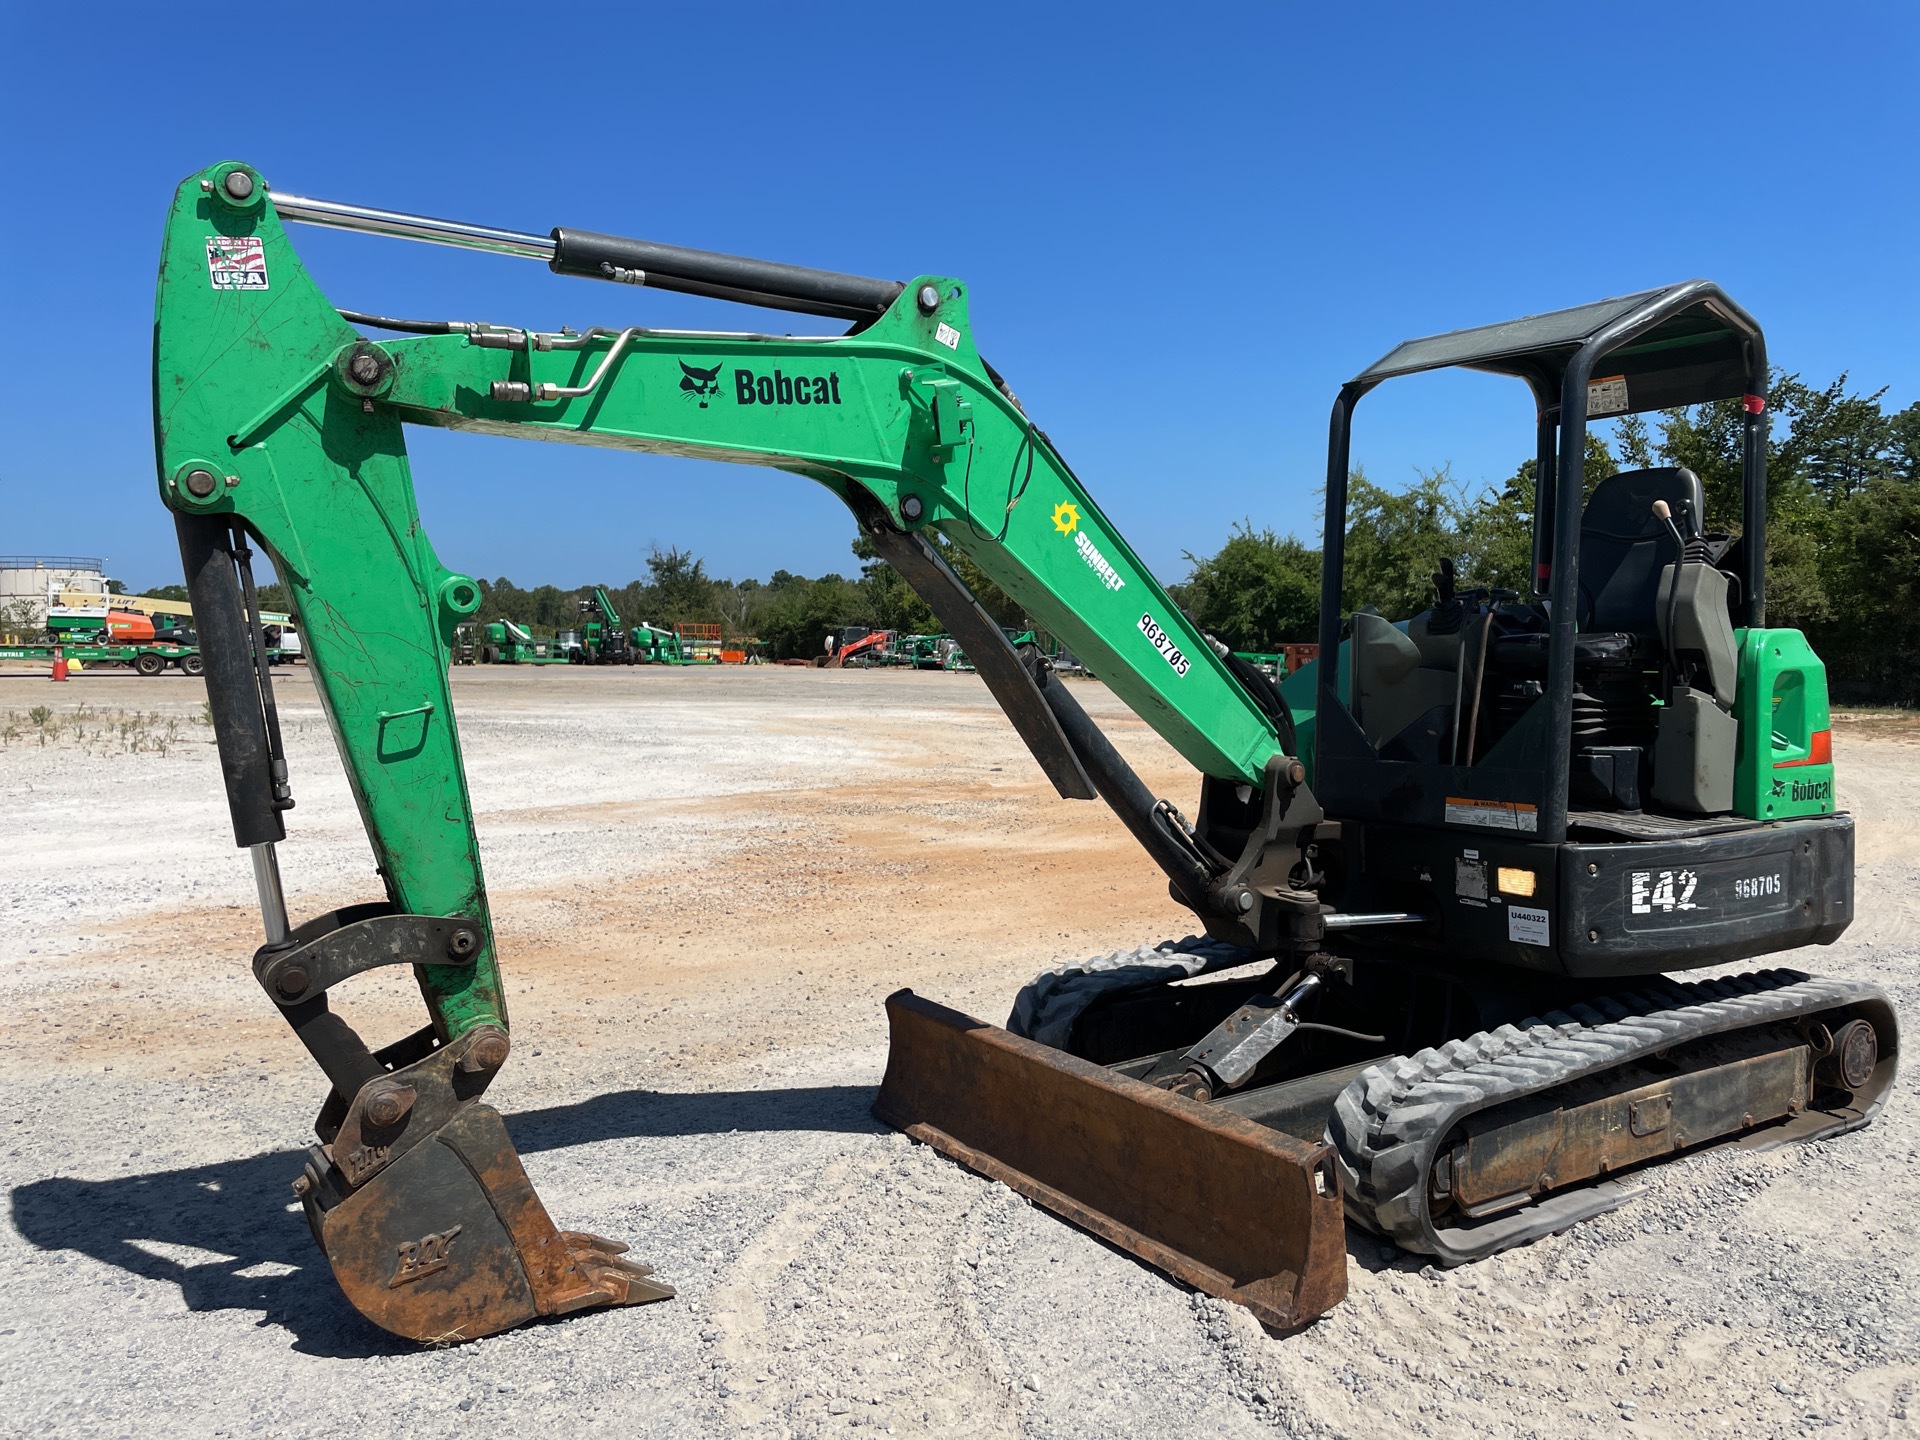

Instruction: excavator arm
[155,161,1345,1343]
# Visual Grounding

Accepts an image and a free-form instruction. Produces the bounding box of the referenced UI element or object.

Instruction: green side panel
[1279,659,1319,782]
[1732,627,1836,821]
[153,163,502,1039]
[1278,646,1353,786]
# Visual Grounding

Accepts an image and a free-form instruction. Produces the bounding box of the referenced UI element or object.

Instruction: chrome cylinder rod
[1322,910,1426,930]
[271,192,554,261]
[250,842,291,945]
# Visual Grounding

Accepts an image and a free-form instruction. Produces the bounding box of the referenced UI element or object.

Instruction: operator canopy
[1351,280,1765,414]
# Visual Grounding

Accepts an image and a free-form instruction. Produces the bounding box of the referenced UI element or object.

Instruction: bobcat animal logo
[679,360,723,408]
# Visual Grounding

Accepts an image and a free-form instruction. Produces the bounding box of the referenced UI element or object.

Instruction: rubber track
[1329,969,1896,1266]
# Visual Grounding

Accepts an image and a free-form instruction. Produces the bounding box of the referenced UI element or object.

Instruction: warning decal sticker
[206,235,268,291]
[1587,373,1629,416]
[1444,796,1539,833]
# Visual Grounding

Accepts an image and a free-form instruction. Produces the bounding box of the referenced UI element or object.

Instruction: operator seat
[1576,467,1705,637]
[1491,467,1705,674]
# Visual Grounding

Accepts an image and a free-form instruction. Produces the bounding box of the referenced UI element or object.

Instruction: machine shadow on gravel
[9,1083,877,1357]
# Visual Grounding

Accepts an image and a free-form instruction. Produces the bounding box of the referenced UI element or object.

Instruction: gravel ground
[1,666,1914,1439]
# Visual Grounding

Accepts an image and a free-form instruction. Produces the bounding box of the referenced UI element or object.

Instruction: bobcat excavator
[155,161,1896,1344]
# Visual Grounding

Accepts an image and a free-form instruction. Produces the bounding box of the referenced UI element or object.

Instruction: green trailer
[0,640,206,676]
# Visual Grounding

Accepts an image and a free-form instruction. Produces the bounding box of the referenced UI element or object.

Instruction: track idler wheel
[299,1102,670,1343]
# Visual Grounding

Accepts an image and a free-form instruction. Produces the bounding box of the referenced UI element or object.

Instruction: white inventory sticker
[1588,373,1630,416]
[1443,795,1539,832]
[1137,612,1191,677]
[1507,905,1551,946]
[206,235,268,290]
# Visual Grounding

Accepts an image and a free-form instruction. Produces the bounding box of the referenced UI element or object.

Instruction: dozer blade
[873,991,1348,1330]
[301,1103,672,1344]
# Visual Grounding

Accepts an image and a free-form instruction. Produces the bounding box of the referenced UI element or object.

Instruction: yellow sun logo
[1052,502,1080,536]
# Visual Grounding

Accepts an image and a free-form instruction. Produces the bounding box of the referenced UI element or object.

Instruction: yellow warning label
[1444,796,1539,833]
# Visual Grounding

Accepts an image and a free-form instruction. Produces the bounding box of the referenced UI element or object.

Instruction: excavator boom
[154,162,1341,1341]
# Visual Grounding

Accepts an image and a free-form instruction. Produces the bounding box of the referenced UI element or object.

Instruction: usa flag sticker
[206,235,268,290]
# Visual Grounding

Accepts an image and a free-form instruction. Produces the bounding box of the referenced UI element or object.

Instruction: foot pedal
[305,1103,672,1343]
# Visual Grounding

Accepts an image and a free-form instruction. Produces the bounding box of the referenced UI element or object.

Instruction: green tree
[1463,433,1619,595]
[1341,466,1465,618]
[754,574,871,659]
[851,533,937,633]
[1612,413,1658,470]
[645,545,718,623]
[1816,476,1920,704]
[1888,401,1920,481]
[1176,522,1321,649]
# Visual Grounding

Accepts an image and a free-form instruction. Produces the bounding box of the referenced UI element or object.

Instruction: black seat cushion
[1577,467,1705,635]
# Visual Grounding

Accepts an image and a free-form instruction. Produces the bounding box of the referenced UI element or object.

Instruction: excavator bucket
[300,1103,673,1344]
[873,991,1349,1330]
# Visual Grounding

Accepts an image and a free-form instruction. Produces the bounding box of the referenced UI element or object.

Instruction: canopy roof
[1351,280,1765,415]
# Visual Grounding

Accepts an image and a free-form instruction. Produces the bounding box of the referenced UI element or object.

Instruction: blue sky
[3,4,1915,593]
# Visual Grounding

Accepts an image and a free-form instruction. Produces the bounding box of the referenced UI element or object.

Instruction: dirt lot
[2,664,1915,1439]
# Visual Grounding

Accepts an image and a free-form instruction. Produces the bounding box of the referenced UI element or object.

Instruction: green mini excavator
[155,161,1895,1344]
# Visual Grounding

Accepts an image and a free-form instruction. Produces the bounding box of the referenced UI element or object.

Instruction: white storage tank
[0,556,107,630]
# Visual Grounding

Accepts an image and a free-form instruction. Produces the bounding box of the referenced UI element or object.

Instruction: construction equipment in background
[629,621,695,664]
[819,627,895,668]
[946,627,1047,675]
[0,633,206,676]
[901,634,953,670]
[57,587,304,659]
[478,619,569,665]
[451,623,480,666]
[1233,644,1320,682]
[155,162,1892,1346]
[673,622,725,662]
[576,587,634,664]
[4,596,203,675]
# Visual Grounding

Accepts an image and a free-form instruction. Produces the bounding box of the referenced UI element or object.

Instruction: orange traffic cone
[50,647,68,682]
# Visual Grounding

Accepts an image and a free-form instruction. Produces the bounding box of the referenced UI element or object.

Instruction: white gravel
[1,667,1913,1438]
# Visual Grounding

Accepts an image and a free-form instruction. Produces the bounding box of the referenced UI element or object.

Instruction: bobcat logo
[678,360,723,408]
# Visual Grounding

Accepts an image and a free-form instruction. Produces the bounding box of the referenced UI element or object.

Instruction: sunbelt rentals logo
[1052,502,1125,592]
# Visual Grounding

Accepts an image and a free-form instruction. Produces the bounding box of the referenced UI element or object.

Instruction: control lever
[1653,500,1690,687]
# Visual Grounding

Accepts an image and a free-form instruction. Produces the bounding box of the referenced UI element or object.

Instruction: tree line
[1176,373,1920,705]
[139,370,1917,695]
